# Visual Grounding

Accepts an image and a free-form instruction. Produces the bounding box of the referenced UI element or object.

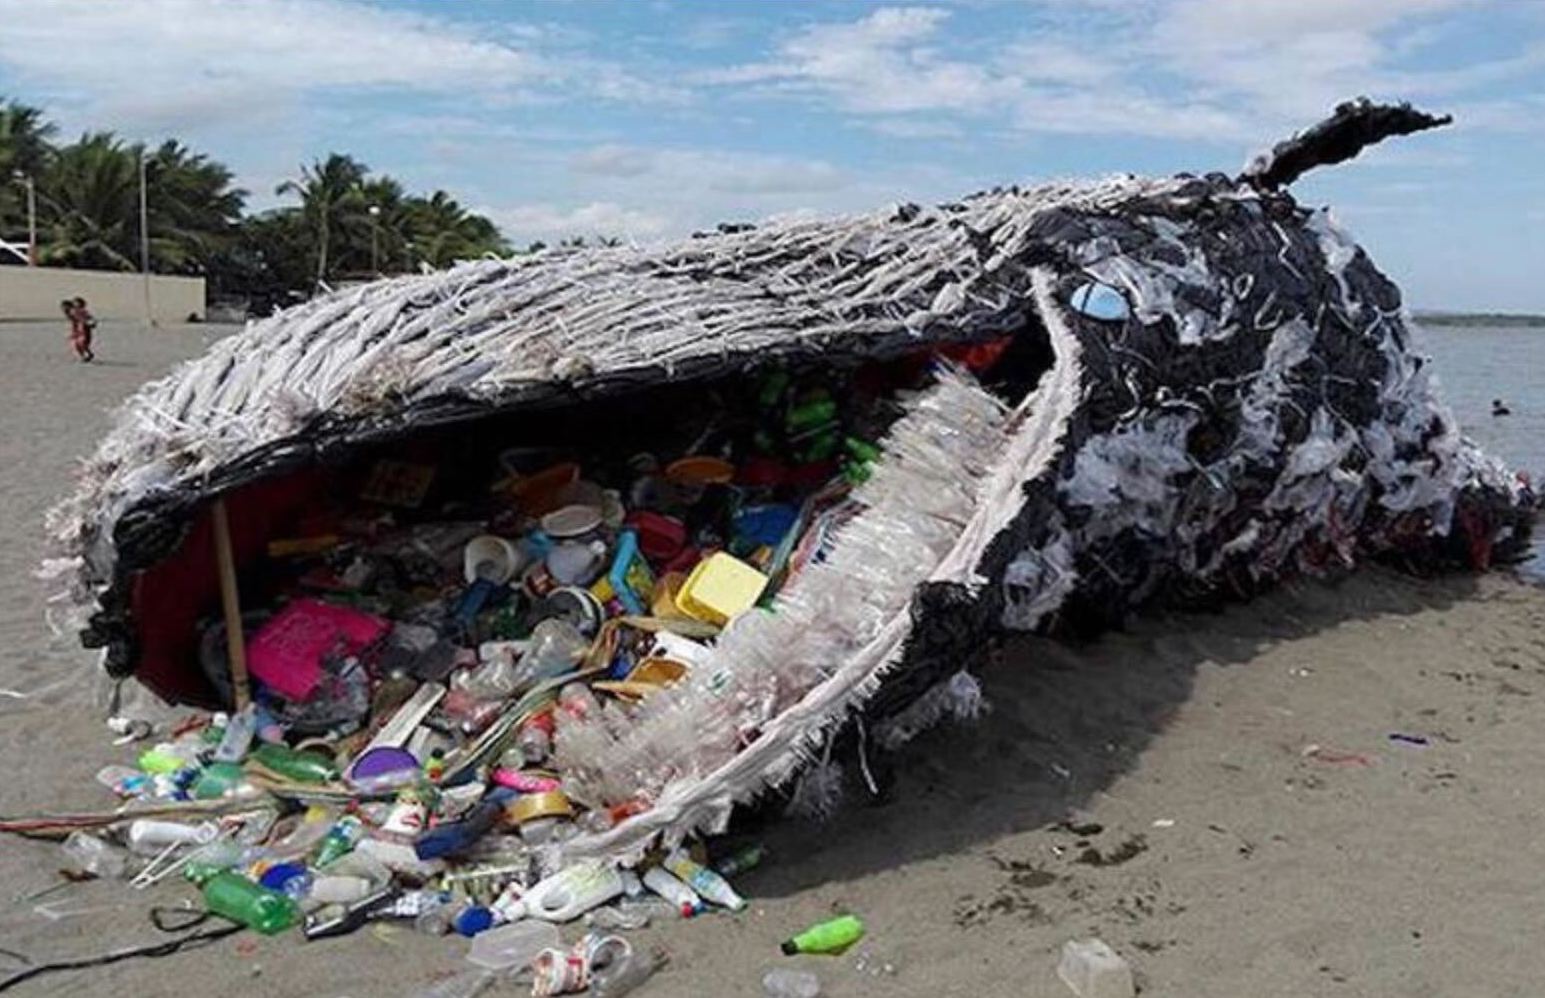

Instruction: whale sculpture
[44,100,1532,856]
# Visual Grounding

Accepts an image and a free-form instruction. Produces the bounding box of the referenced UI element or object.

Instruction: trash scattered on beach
[1057,938,1135,998]
[1388,732,1431,746]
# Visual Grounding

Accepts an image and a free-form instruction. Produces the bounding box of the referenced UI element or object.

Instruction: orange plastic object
[509,462,580,517]
[665,455,735,485]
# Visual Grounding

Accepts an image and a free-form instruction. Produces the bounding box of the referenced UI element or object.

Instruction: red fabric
[131,468,328,705]
[246,599,388,700]
[938,336,1012,373]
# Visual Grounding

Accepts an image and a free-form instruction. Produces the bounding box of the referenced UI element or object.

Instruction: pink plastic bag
[246,599,388,700]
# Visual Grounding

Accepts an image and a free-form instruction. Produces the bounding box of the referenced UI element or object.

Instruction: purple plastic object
[346,746,420,787]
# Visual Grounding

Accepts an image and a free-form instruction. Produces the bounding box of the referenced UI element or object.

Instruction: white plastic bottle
[664,847,747,910]
[641,865,702,917]
[510,860,625,923]
[126,819,218,854]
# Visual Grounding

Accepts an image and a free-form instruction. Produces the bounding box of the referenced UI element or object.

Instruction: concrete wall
[0,266,204,322]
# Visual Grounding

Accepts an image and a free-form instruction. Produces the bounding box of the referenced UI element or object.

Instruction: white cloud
[1156,0,1470,48]
[572,145,657,179]
[729,7,999,114]
[493,201,673,245]
[568,145,847,195]
[701,6,1244,140]
[0,0,675,134]
[698,1,1540,144]
[488,145,961,246]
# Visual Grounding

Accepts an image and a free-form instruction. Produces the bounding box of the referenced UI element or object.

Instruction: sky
[0,0,1542,310]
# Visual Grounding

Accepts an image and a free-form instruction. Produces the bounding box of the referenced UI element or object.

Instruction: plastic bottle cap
[454,906,495,937]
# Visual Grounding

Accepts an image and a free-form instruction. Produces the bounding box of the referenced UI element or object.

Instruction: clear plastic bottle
[516,723,551,765]
[212,705,256,763]
[664,847,746,910]
[641,866,701,918]
[60,831,128,879]
[514,619,589,685]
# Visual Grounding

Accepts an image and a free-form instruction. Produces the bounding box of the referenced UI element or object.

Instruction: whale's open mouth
[76,266,1080,856]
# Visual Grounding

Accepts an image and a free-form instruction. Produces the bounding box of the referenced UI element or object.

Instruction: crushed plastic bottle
[763,968,821,998]
[1057,938,1134,998]
[465,919,560,971]
[589,936,664,997]
[60,831,128,879]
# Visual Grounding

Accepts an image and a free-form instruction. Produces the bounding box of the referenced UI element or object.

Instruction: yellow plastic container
[677,553,768,626]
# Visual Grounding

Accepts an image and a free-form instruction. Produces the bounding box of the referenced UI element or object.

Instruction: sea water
[1420,321,1545,578]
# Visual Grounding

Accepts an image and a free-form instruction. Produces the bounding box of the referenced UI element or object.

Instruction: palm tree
[0,99,57,243]
[36,132,246,274]
[145,140,246,273]
[38,132,140,270]
[356,175,407,274]
[403,190,508,268]
[276,153,368,286]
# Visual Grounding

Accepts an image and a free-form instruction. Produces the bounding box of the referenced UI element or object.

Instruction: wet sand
[3,320,1544,997]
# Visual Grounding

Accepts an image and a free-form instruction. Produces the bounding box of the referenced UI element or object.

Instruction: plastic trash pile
[49,358,960,991]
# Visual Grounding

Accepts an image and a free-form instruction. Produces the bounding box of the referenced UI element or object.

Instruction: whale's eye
[1067,281,1129,322]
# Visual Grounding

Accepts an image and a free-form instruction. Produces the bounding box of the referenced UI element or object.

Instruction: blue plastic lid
[453,905,495,937]
[258,861,308,892]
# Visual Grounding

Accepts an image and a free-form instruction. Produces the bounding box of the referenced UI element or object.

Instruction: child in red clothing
[63,297,95,362]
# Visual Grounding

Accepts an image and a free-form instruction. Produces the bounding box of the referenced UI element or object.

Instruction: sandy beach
[3,319,1545,997]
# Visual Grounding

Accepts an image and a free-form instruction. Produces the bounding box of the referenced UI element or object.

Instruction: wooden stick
[210,498,250,710]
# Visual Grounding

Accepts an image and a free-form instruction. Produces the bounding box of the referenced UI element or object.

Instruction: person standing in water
[62,297,96,362]
[1492,398,1511,417]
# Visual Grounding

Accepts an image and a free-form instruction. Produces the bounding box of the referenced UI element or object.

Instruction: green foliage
[37,132,142,271]
[0,98,57,245]
[0,95,511,309]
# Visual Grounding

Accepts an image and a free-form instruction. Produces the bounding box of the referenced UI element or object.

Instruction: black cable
[0,912,241,993]
[150,906,217,933]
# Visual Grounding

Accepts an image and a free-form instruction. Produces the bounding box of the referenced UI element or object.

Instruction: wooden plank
[210,498,250,710]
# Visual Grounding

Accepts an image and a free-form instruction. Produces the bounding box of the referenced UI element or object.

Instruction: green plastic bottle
[199,871,299,935]
[250,743,338,783]
[191,761,247,800]
[780,914,865,955]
